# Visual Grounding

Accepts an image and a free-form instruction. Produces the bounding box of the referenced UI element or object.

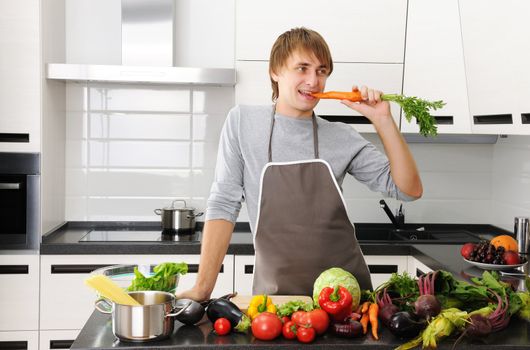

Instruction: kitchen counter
[63,222,528,350]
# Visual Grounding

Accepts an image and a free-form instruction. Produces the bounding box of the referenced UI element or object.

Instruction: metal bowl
[91,264,180,292]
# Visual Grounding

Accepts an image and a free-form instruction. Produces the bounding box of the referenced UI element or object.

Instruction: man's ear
[270,70,279,82]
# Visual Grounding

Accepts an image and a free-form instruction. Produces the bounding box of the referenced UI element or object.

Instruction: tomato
[305,309,330,335]
[282,320,297,340]
[213,318,231,336]
[291,311,306,326]
[281,316,290,324]
[297,326,316,343]
[251,312,283,341]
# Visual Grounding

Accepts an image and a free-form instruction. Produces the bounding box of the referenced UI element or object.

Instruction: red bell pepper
[318,285,353,320]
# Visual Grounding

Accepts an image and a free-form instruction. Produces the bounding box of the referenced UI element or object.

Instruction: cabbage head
[312,267,361,309]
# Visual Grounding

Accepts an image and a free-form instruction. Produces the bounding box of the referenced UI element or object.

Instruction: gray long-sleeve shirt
[205,105,415,232]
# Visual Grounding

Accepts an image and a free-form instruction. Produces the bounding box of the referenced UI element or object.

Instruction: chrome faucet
[379,199,404,229]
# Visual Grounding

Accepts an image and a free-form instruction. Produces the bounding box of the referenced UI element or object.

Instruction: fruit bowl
[463,257,528,271]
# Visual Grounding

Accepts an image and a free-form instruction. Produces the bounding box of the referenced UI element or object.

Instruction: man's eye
[318,69,328,75]
[297,66,306,72]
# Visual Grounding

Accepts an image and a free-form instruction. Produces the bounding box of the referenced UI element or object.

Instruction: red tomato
[251,312,283,341]
[305,309,330,335]
[297,326,316,343]
[282,320,297,339]
[213,318,231,336]
[281,316,290,324]
[291,311,307,326]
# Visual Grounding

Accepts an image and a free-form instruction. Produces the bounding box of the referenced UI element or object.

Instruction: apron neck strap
[268,105,319,162]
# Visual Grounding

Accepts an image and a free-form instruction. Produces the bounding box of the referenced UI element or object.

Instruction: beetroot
[415,271,441,320]
[466,314,492,338]
[376,288,400,327]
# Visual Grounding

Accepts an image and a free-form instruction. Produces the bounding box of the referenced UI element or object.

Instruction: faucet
[379,199,404,229]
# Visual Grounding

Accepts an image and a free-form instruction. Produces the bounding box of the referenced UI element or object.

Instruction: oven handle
[0,182,21,190]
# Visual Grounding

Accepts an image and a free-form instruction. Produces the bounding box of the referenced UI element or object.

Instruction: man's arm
[175,219,234,301]
[341,86,423,198]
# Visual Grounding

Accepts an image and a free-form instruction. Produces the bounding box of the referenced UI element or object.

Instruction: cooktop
[78,230,201,243]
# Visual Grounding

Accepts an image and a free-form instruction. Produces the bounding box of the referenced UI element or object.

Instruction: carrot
[361,301,371,314]
[360,308,370,335]
[369,302,380,340]
[311,90,362,102]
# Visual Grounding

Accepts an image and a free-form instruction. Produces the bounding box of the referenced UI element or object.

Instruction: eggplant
[174,298,205,325]
[388,311,427,339]
[206,297,250,333]
[332,320,363,338]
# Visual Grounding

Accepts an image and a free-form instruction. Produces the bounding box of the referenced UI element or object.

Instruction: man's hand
[340,85,393,127]
[174,286,210,302]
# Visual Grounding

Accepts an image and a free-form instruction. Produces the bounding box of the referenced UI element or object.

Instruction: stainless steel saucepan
[95,291,191,342]
[154,200,203,235]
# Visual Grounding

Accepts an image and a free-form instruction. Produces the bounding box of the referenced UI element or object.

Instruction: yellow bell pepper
[247,295,277,320]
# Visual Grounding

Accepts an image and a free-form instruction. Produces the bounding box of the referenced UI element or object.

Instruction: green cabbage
[312,267,361,309]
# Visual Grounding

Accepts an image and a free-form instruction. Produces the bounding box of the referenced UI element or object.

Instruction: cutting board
[231,295,313,312]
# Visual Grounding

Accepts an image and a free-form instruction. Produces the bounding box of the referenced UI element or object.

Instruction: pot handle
[166,299,192,318]
[94,298,113,314]
[186,212,204,219]
[154,209,162,215]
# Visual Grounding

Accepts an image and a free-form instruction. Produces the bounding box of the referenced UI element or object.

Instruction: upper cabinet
[459,0,530,134]
[402,0,471,134]
[0,0,41,152]
[236,0,407,63]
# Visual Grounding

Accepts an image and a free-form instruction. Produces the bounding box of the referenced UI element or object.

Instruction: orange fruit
[490,235,518,252]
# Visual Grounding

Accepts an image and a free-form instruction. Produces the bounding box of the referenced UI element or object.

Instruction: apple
[460,242,476,260]
[503,250,521,265]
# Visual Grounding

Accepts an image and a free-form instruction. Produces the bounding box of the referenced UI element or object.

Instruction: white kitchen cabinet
[0,331,38,350]
[235,61,403,133]
[39,330,79,350]
[364,255,408,289]
[459,0,530,134]
[402,0,471,134]
[0,0,41,152]
[40,254,234,330]
[0,254,39,331]
[407,257,434,278]
[234,255,255,296]
[236,0,407,63]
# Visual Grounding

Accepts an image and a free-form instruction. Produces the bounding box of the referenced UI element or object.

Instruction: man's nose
[305,71,319,86]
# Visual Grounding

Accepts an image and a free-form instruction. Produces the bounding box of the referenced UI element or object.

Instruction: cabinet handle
[367,265,398,274]
[473,114,513,125]
[50,340,75,349]
[522,113,530,124]
[416,268,426,277]
[244,265,254,274]
[320,115,371,124]
[0,341,27,350]
[0,182,21,190]
[416,116,453,125]
[0,133,30,143]
[0,265,29,274]
[51,264,112,274]
[187,264,224,273]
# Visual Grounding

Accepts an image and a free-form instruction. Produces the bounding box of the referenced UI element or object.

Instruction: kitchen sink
[354,225,481,244]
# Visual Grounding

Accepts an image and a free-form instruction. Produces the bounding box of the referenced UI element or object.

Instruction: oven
[0,153,40,250]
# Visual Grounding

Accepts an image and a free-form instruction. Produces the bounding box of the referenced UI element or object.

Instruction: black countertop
[61,221,529,350]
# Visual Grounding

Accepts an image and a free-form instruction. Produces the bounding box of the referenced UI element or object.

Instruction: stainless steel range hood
[46,0,235,86]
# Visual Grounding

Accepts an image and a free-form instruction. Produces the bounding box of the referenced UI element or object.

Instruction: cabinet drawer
[234,255,255,296]
[0,255,39,331]
[364,255,408,290]
[39,330,79,350]
[40,255,234,330]
[0,331,38,350]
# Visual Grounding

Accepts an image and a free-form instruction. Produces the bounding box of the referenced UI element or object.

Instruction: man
[176,27,422,300]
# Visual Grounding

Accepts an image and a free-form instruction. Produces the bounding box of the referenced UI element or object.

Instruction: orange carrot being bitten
[311,90,363,102]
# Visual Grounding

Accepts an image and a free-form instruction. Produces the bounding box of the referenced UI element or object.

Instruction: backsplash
[65,83,510,226]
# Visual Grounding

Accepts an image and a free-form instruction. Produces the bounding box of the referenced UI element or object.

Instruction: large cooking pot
[154,200,203,235]
[95,291,191,342]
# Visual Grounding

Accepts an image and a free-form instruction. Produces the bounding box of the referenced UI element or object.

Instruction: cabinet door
[235,61,402,133]
[407,257,433,278]
[40,255,234,330]
[364,255,408,289]
[233,255,255,296]
[236,0,407,63]
[0,254,39,331]
[39,330,79,350]
[0,331,38,350]
[402,0,471,134]
[460,0,530,134]
[0,0,40,152]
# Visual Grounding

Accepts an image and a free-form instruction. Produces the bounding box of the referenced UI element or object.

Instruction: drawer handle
[416,116,453,125]
[0,133,30,143]
[320,115,371,124]
[50,340,74,349]
[0,341,27,350]
[473,114,513,125]
[0,265,29,274]
[0,182,21,190]
[416,268,426,277]
[367,265,398,274]
[187,264,224,273]
[244,265,254,274]
[522,113,530,124]
[51,264,112,274]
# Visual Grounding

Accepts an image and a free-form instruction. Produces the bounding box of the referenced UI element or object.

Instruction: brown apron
[252,109,373,295]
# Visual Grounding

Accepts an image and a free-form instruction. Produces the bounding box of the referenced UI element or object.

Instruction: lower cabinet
[407,257,434,277]
[40,254,234,331]
[39,330,79,350]
[234,255,255,296]
[0,331,39,350]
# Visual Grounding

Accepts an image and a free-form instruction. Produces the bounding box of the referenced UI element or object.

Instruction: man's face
[271,50,330,118]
